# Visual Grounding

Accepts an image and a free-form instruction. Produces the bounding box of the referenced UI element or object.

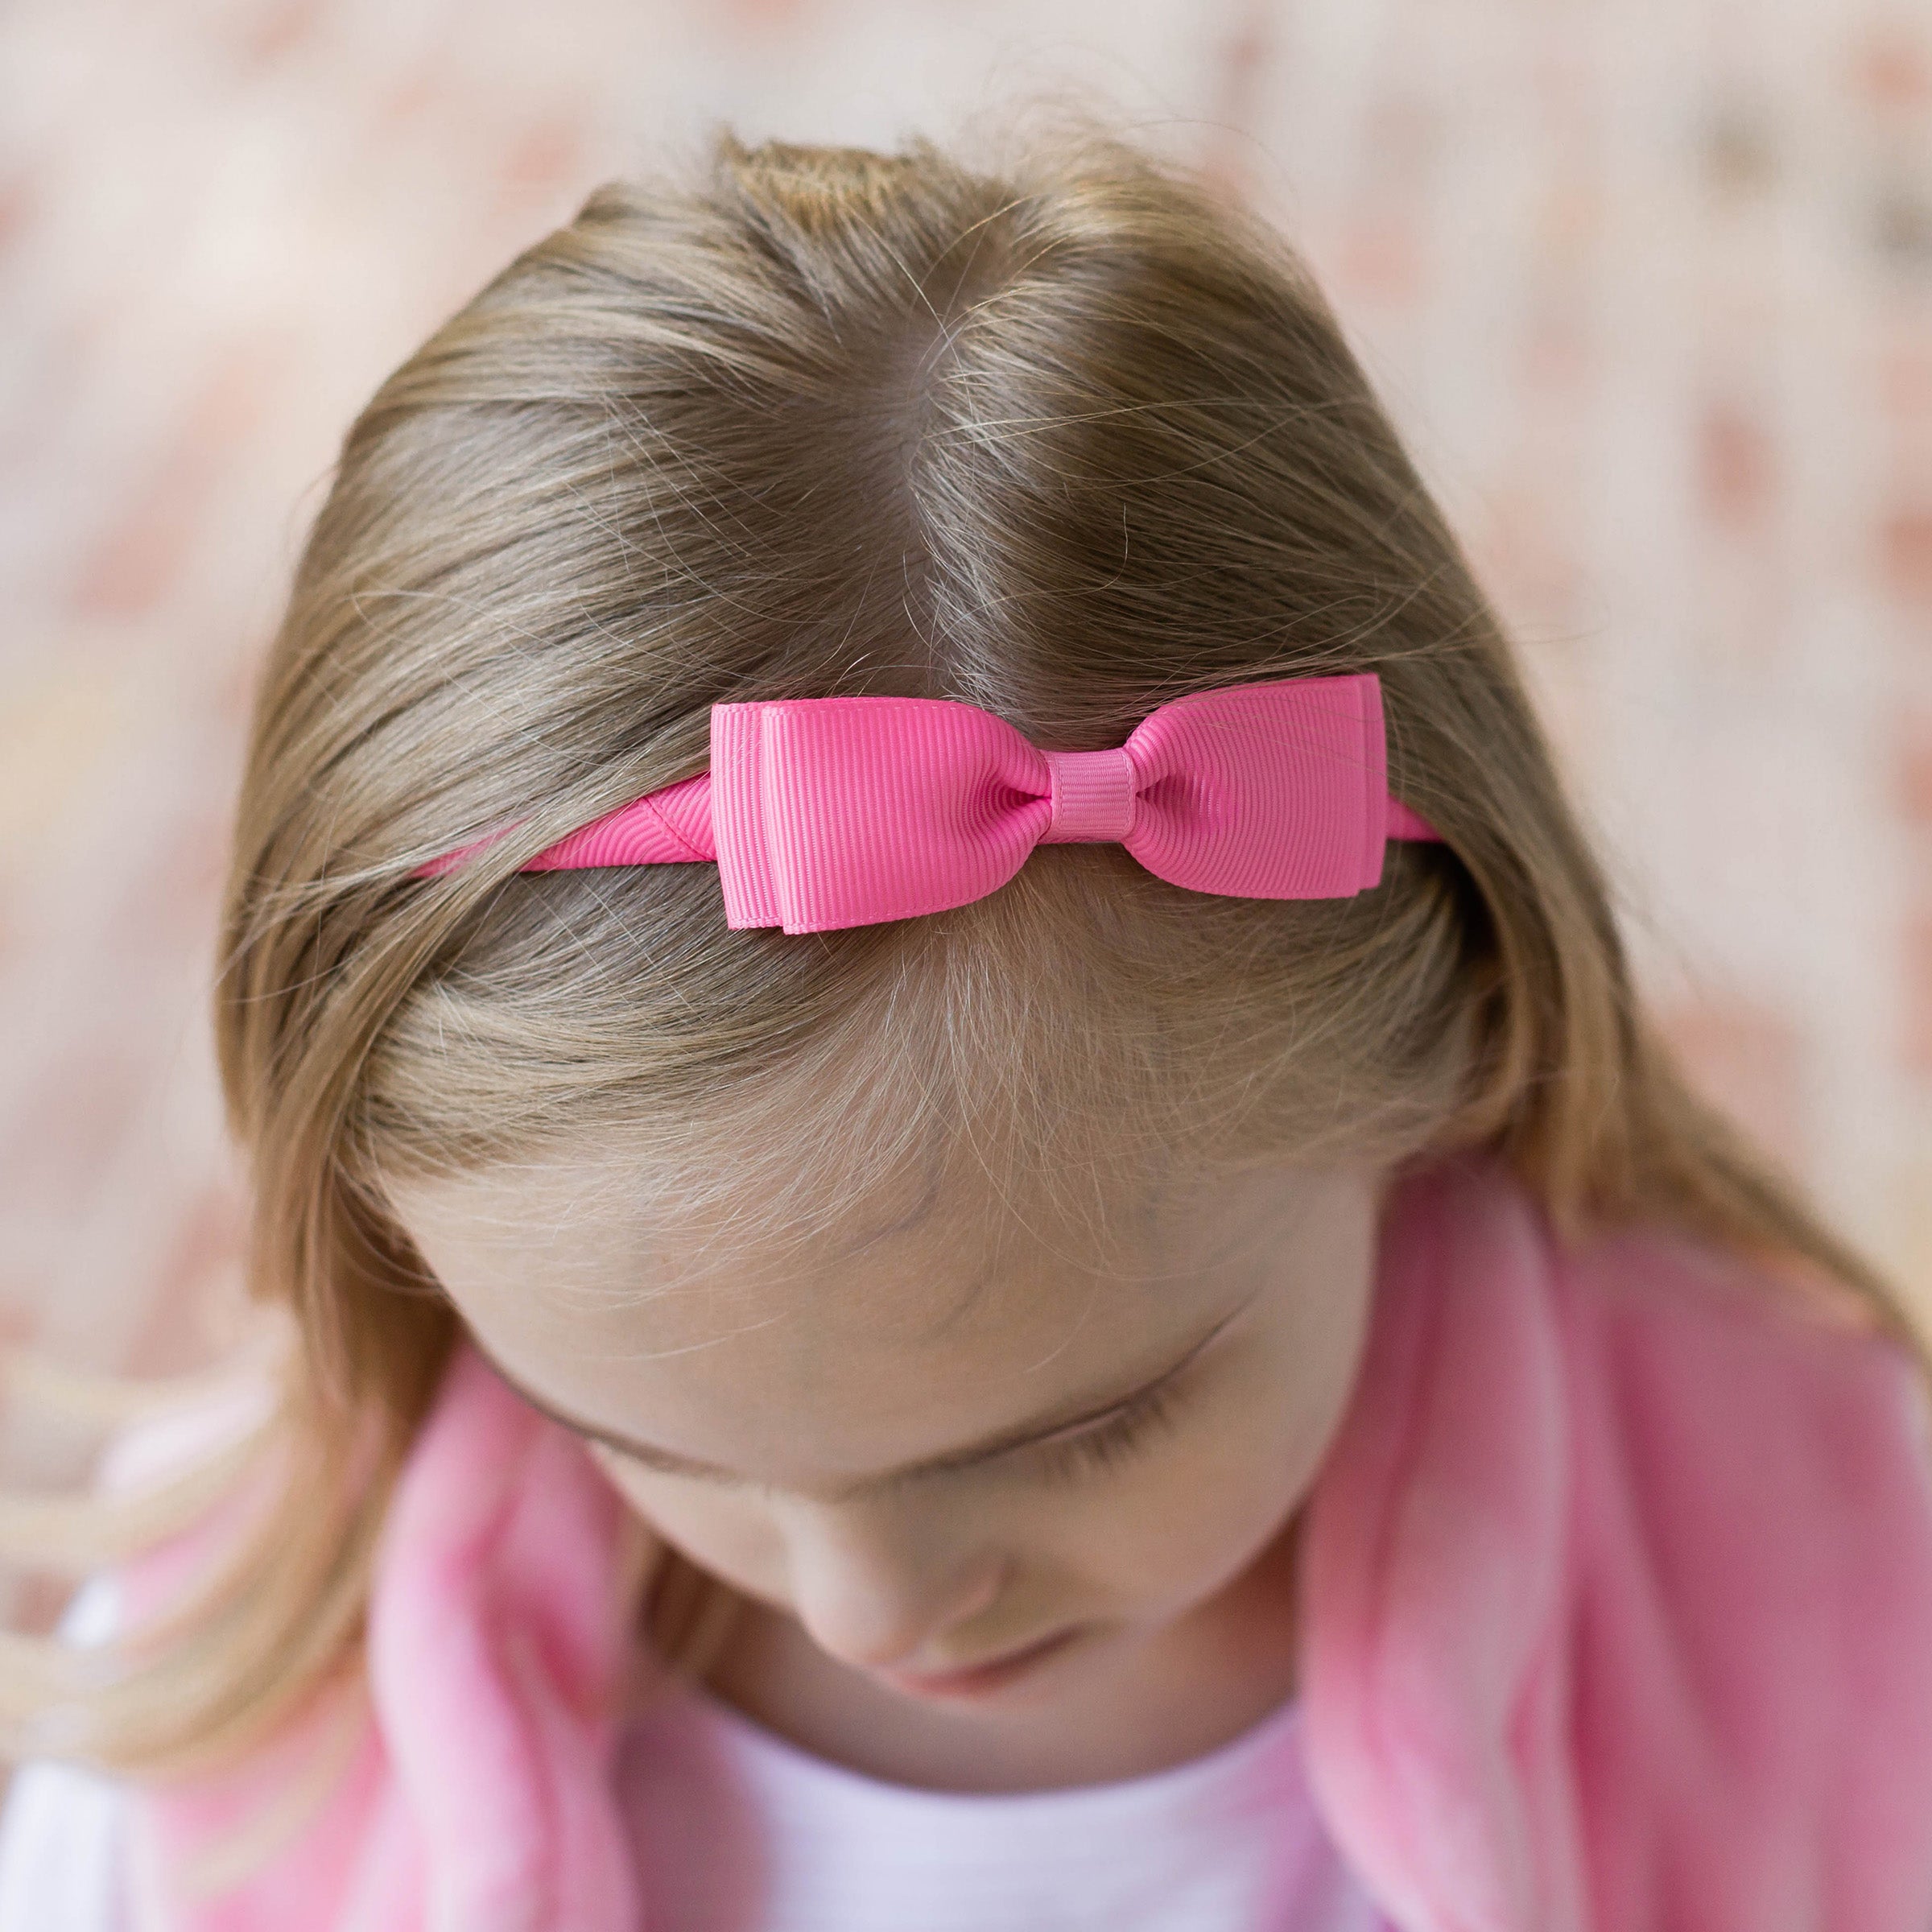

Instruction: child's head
[108,123,1889,1763]
[225,129,1589,1389]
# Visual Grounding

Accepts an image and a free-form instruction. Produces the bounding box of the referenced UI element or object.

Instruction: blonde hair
[4,122,1918,1777]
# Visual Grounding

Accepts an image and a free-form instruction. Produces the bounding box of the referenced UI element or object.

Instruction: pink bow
[432,673,1439,935]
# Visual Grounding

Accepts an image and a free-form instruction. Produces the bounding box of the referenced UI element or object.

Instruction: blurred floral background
[2,0,1930,1504]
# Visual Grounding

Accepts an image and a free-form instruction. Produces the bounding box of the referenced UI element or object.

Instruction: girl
[3,125,1931,1932]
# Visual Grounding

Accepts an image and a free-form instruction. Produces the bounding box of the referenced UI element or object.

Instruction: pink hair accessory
[423,672,1440,935]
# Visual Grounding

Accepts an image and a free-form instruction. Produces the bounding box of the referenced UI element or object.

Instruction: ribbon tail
[1385,796,1441,844]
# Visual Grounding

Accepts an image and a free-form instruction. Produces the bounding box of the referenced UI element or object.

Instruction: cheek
[594,1454,792,1606]
[1061,1309,1373,1615]
[1051,1413,1316,1616]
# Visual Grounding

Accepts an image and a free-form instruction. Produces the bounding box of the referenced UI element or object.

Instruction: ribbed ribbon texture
[441,673,1439,935]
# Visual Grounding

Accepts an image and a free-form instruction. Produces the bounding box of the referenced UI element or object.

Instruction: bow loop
[710,697,1052,932]
[1119,677,1393,899]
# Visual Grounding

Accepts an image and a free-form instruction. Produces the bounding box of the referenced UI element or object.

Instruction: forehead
[393,1141,1335,1489]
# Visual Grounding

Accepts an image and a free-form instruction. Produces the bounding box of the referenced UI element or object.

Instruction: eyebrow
[471,1304,1241,1503]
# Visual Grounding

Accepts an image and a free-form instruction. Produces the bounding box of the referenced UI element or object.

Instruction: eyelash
[596,1373,1191,1494]
[1024,1377,1186,1487]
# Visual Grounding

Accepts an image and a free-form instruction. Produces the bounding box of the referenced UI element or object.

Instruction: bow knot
[1041,747,1137,844]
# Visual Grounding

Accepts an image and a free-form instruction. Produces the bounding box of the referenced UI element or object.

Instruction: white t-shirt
[0,1594,1381,1932]
[621,1678,1383,1932]
[0,1582,128,1932]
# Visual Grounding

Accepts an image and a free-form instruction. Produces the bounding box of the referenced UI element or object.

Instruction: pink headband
[422,672,1441,935]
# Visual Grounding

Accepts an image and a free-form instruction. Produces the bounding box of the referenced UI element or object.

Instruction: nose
[776,1497,1008,1672]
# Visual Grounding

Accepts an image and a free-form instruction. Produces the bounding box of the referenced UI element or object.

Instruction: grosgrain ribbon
[425,674,1439,934]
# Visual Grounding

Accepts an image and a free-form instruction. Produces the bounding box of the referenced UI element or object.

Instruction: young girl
[3,125,1931,1932]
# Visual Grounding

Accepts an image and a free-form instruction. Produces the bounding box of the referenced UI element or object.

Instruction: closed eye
[1023,1377,1187,1486]
[517,1314,1233,1501]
